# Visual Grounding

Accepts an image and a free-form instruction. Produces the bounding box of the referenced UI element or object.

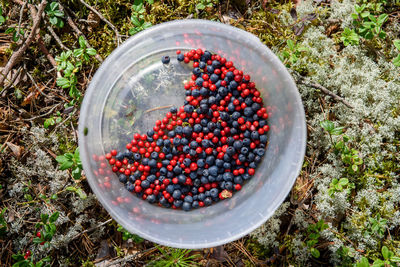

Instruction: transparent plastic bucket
[78,20,306,249]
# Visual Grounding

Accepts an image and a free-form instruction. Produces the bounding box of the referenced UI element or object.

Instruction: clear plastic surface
[78,20,307,248]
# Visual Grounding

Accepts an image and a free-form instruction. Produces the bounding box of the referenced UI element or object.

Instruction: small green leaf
[339,178,349,186]
[71,167,82,180]
[351,164,358,172]
[49,212,59,223]
[393,55,400,67]
[33,237,42,244]
[44,117,55,128]
[372,259,385,267]
[73,48,84,58]
[59,160,74,170]
[377,14,388,25]
[394,40,400,51]
[78,36,86,48]
[5,27,15,34]
[75,188,87,199]
[53,10,64,17]
[41,214,49,224]
[331,127,344,135]
[391,256,400,262]
[55,18,64,28]
[0,16,5,25]
[356,257,370,267]
[196,3,205,9]
[381,246,389,260]
[320,120,335,133]
[49,16,58,26]
[310,247,320,258]
[56,77,71,88]
[287,39,295,51]
[131,16,141,27]
[86,48,97,56]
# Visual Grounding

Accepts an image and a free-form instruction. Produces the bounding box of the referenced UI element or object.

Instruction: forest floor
[0,0,399,266]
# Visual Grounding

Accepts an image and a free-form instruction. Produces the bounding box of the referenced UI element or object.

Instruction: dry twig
[71,218,113,241]
[295,75,354,109]
[46,24,70,50]
[78,0,121,46]
[57,1,103,62]
[0,0,47,87]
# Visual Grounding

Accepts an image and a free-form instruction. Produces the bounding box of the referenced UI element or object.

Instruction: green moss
[244,238,271,260]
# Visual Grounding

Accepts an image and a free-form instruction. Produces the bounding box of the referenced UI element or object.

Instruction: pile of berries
[105,48,269,211]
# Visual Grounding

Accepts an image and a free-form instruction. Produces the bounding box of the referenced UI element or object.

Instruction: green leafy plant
[279,39,308,67]
[352,4,388,39]
[0,7,6,25]
[148,247,199,267]
[365,214,387,238]
[392,40,400,66]
[320,120,363,174]
[336,246,355,266]
[116,225,144,243]
[327,178,355,197]
[0,207,7,237]
[56,147,82,179]
[129,3,152,35]
[305,220,329,258]
[66,185,87,199]
[357,246,400,267]
[341,27,360,46]
[33,212,59,249]
[5,27,24,42]
[45,2,64,28]
[43,111,62,128]
[73,36,97,62]
[12,252,51,267]
[196,0,217,10]
[55,37,96,102]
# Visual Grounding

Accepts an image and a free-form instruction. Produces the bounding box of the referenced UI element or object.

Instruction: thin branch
[71,218,113,241]
[37,34,57,68]
[78,0,121,46]
[299,81,354,109]
[57,1,103,62]
[295,75,354,109]
[16,1,27,40]
[46,24,70,50]
[22,103,62,121]
[0,0,47,87]
[105,247,157,267]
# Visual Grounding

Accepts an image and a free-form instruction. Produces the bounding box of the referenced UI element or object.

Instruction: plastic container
[78,20,306,249]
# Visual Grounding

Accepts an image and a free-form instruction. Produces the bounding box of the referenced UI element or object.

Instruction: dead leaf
[210,246,229,262]
[290,8,298,21]
[87,10,100,31]
[7,209,14,223]
[326,24,339,36]
[262,0,269,9]
[268,8,280,14]
[96,240,110,260]
[221,15,234,24]
[293,23,305,36]
[6,142,22,158]
[304,13,317,21]
[21,84,44,107]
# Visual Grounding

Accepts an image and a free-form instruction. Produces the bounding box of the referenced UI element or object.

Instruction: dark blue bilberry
[204,197,212,206]
[182,202,192,211]
[161,55,170,64]
[141,180,150,189]
[119,174,127,183]
[177,54,184,61]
